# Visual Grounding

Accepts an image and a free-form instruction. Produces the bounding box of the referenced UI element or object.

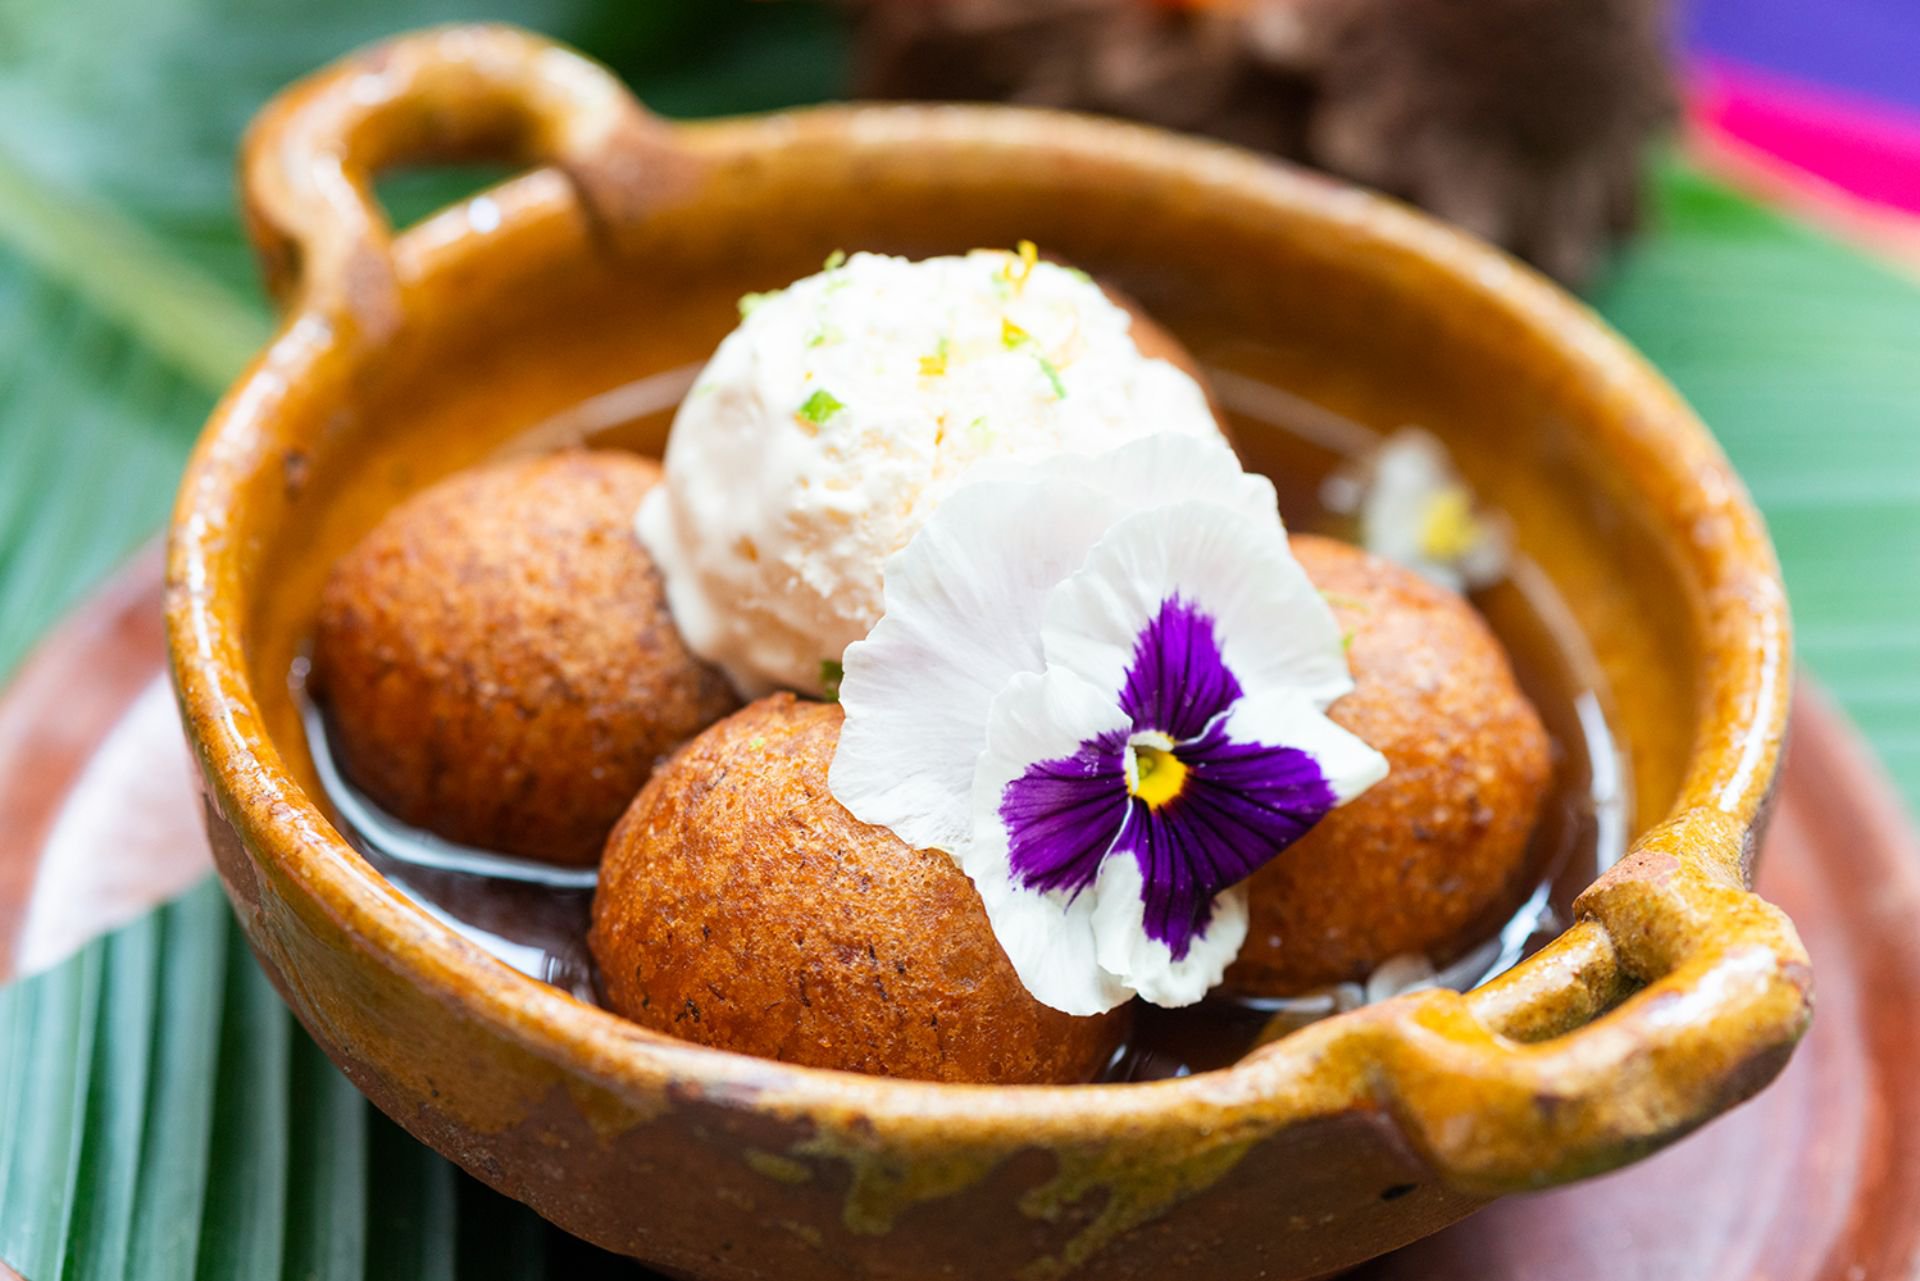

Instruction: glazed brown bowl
[167,25,1807,1280]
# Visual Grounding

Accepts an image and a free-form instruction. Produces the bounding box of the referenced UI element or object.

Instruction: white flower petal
[833,433,1390,1016]
[1032,432,1283,534]
[966,856,1132,1018]
[1358,428,1509,592]
[1455,522,1513,589]
[1040,500,1353,714]
[1218,689,1390,805]
[831,478,1123,854]
[1091,858,1248,1008]
[833,432,1300,854]
[966,669,1135,1016]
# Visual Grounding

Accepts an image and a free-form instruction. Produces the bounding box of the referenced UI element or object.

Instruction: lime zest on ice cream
[1003,240,1040,293]
[1034,354,1067,400]
[796,389,845,427]
[1001,319,1066,399]
[738,290,780,319]
[920,336,951,377]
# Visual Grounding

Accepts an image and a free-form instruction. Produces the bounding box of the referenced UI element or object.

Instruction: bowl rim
[166,25,1804,1195]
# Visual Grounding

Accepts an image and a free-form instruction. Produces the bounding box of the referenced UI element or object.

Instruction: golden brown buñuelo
[1230,535,1552,994]
[590,693,1131,1084]
[311,450,738,866]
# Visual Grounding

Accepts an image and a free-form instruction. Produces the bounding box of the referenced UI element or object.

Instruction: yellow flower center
[1126,732,1189,810]
[1418,487,1482,562]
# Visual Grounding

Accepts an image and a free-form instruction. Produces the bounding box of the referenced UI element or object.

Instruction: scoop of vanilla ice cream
[637,250,1225,696]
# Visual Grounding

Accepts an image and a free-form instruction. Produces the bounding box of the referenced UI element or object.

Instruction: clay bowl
[167,24,1807,1280]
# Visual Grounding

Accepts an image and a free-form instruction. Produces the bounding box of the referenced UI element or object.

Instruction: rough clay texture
[1226,534,1553,995]
[312,450,739,866]
[590,694,1129,1084]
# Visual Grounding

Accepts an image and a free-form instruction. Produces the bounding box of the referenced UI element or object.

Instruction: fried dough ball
[312,450,739,866]
[591,695,1129,1083]
[1225,535,1552,995]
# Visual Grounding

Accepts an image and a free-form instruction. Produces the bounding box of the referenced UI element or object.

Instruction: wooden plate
[3,553,1918,1280]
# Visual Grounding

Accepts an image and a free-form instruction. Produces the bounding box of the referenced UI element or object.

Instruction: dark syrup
[296,369,1629,1083]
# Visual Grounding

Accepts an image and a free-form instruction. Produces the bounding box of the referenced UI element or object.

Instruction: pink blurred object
[1691,57,1920,216]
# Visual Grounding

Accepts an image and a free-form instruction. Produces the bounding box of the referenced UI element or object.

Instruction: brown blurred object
[844,0,1675,283]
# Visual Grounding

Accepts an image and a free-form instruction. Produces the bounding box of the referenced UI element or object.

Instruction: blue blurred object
[1686,0,1920,111]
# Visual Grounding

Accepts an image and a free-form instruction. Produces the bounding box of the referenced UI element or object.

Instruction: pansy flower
[1324,427,1510,593]
[830,435,1388,1014]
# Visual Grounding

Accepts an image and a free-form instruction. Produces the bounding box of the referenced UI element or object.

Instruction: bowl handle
[1293,802,1813,1195]
[239,24,678,341]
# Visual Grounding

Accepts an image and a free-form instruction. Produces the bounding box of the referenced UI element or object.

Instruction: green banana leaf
[0,0,846,680]
[2,4,1919,1278]
[0,882,593,1280]
[1591,163,1920,793]
[0,6,843,1273]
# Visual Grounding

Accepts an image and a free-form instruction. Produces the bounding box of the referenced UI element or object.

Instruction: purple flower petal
[1001,731,1131,895]
[1119,596,1243,740]
[997,592,1354,975]
[1116,720,1339,959]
